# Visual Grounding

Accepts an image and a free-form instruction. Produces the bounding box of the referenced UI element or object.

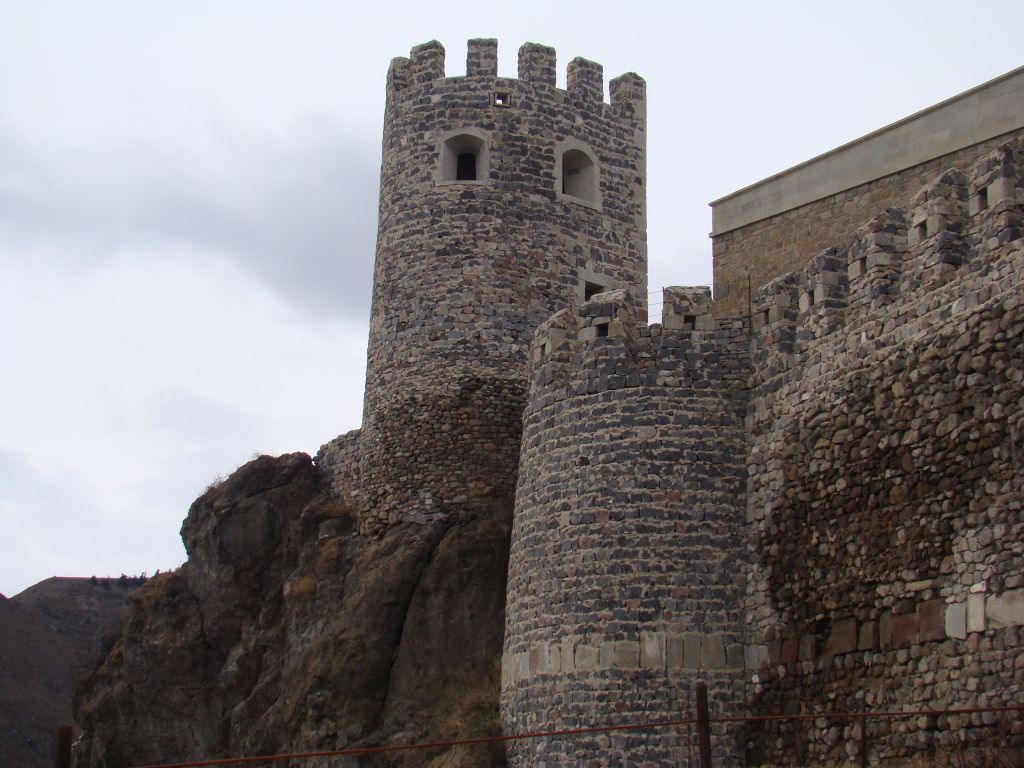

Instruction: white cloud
[0,248,366,595]
[1,0,1021,595]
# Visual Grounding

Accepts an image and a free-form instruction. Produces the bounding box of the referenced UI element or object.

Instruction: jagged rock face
[74,453,509,767]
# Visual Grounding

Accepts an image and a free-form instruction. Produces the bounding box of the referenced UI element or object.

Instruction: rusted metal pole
[695,682,713,768]
[859,713,868,768]
[54,726,72,768]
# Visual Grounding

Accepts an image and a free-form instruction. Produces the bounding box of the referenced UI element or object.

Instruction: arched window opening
[561,149,597,203]
[440,133,488,183]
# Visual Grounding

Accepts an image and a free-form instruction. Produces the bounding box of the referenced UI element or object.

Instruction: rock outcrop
[73,453,509,767]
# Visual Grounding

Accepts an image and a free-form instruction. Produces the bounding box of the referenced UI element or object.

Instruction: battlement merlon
[748,140,1023,352]
[662,287,715,331]
[518,42,556,87]
[386,39,646,118]
[467,38,498,78]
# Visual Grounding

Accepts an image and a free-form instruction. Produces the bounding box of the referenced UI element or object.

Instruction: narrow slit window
[978,186,989,211]
[916,222,928,240]
[595,322,609,338]
[683,314,696,330]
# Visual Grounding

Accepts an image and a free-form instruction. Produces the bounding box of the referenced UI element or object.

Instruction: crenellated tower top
[385,39,646,120]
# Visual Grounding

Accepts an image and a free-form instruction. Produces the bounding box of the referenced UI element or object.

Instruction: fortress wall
[710,66,1024,318]
[314,428,360,509]
[502,289,749,766]
[743,140,1024,765]
[356,40,647,531]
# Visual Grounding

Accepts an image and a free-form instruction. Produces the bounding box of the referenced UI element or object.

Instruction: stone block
[702,634,727,669]
[528,645,542,675]
[879,612,893,650]
[945,602,967,640]
[866,252,893,270]
[547,643,562,674]
[826,618,858,655]
[891,613,920,648]
[858,621,877,651]
[560,639,576,674]
[640,632,666,669]
[726,643,744,669]
[599,641,615,669]
[695,314,716,331]
[780,637,798,664]
[798,634,816,661]
[516,652,529,682]
[683,634,702,669]
[986,589,1024,628]
[744,644,767,670]
[967,593,987,633]
[919,599,946,642]
[667,635,684,669]
[575,644,599,672]
[614,641,640,669]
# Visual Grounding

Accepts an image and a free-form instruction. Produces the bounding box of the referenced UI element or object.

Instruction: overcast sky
[1,1,1020,596]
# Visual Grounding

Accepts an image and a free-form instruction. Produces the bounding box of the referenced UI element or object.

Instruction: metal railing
[55,684,1024,768]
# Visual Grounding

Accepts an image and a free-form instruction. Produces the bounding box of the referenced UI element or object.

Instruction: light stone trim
[576,267,615,304]
[710,65,1024,235]
[554,138,603,211]
[501,632,742,688]
[434,126,493,186]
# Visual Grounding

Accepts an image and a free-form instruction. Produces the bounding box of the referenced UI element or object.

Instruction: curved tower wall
[358,39,647,531]
[501,288,749,766]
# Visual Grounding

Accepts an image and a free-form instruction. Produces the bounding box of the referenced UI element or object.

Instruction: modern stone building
[319,41,1024,766]
[710,65,1024,317]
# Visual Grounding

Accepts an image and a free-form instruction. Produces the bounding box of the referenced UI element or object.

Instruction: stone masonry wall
[351,39,647,532]
[502,288,749,766]
[743,139,1024,765]
[712,129,1024,318]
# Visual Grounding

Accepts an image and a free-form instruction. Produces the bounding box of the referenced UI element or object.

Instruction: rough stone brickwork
[743,139,1024,765]
[318,39,648,533]
[501,288,749,766]
[712,131,1023,318]
[312,41,1024,767]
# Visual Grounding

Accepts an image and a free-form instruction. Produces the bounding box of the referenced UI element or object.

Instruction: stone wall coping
[709,65,1024,236]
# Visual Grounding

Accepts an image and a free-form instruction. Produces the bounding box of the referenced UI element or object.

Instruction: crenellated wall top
[386,39,645,120]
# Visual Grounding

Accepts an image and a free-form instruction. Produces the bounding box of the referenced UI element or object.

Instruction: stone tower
[501,289,750,765]
[357,39,648,531]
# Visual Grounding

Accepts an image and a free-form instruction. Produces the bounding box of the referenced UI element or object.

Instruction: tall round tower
[357,39,647,531]
[502,289,749,766]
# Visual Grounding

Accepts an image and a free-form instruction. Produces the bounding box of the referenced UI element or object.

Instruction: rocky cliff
[73,453,510,767]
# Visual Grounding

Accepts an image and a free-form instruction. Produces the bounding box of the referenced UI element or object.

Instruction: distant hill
[0,576,138,768]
